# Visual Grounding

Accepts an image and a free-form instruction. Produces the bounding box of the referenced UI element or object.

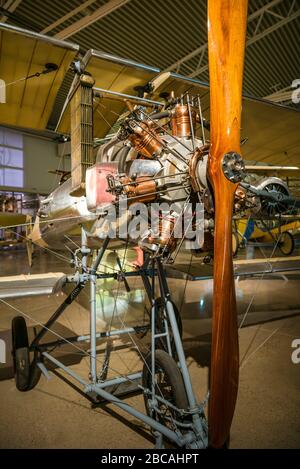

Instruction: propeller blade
[207,0,248,448]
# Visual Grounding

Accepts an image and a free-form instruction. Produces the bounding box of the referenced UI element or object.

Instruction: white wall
[23,135,70,194]
[0,127,72,195]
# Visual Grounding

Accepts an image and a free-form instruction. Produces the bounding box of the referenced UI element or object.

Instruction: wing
[56,50,162,138]
[0,272,66,299]
[244,165,300,177]
[165,256,300,280]
[149,64,300,169]
[0,22,79,132]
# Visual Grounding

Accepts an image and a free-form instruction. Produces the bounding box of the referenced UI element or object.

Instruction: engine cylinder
[127,121,163,158]
[147,213,177,252]
[171,104,196,138]
[120,175,157,204]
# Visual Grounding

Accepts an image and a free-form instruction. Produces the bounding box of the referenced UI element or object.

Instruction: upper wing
[149,71,300,167]
[56,49,162,138]
[244,165,300,177]
[0,22,79,132]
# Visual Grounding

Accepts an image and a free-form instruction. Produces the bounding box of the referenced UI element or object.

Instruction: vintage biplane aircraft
[1,0,300,449]
[0,193,32,249]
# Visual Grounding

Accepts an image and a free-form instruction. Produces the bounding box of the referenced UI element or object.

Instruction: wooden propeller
[207,0,248,448]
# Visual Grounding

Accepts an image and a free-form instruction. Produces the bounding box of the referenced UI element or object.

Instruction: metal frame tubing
[156,257,206,441]
[31,232,207,448]
[41,351,194,447]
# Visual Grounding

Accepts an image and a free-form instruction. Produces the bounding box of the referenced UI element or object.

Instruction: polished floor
[0,244,300,448]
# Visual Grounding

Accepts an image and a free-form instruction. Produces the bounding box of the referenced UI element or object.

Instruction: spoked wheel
[154,298,183,357]
[143,349,189,444]
[11,316,41,392]
[278,231,294,256]
[259,179,290,217]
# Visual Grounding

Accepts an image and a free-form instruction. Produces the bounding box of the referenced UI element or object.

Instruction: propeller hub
[222,151,245,183]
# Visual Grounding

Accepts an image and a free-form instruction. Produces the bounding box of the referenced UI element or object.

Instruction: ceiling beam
[54,0,130,40]
[0,0,22,23]
[246,8,300,46]
[41,0,97,34]
[188,7,300,79]
[264,85,294,103]
[163,0,289,74]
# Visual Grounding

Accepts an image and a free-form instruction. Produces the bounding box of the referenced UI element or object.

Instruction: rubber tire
[232,232,239,257]
[154,298,183,356]
[12,316,30,391]
[142,349,189,442]
[279,231,295,256]
[11,316,41,392]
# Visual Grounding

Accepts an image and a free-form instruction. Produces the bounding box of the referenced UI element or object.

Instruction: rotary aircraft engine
[87,101,210,256]
[32,98,211,255]
[31,94,293,258]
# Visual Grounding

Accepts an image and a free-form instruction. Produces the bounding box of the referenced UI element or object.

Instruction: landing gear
[278,231,294,256]
[11,316,41,392]
[10,230,208,449]
[12,316,30,391]
[143,349,189,439]
[154,298,182,356]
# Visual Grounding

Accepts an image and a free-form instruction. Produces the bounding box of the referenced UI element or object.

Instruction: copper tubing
[120,176,157,204]
[171,104,196,137]
[127,121,163,158]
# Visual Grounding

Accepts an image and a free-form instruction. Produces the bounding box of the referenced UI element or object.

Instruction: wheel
[257,178,290,217]
[11,316,41,392]
[12,316,30,391]
[278,231,294,256]
[154,298,183,357]
[232,232,239,257]
[142,349,189,441]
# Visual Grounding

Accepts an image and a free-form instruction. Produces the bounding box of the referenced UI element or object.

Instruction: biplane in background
[0,1,300,448]
[0,192,33,249]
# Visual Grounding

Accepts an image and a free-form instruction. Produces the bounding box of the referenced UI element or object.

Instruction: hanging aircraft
[0,1,300,448]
